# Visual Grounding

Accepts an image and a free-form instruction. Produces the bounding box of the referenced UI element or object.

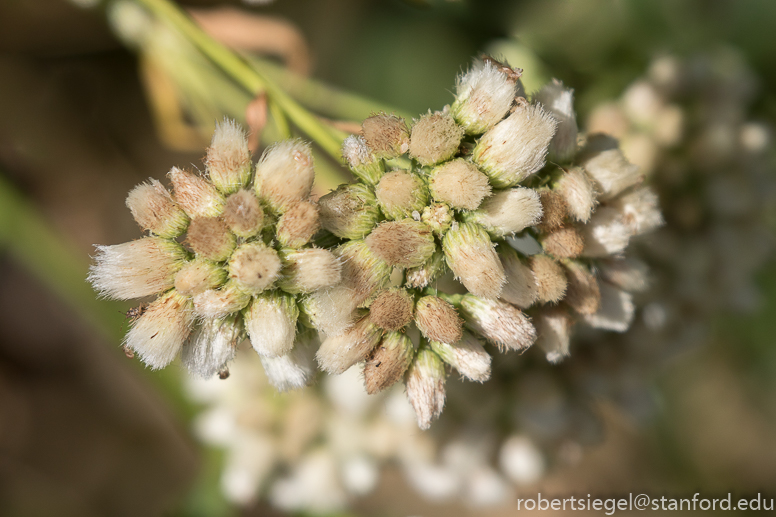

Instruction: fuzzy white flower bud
[169,166,225,217]
[610,186,664,236]
[246,292,299,358]
[318,183,381,240]
[375,170,429,220]
[365,219,436,269]
[428,159,492,210]
[222,189,264,238]
[554,166,596,223]
[580,207,632,257]
[341,135,385,186]
[206,119,253,194]
[363,331,414,394]
[534,306,572,364]
[174,258,227,296]
[409,111,465,166]
[124,290,194,369]
[125,179,189,238]
[193,280,251,319]
[459,295,536,351]
[405,345,446,430]
[452,59,519,135]
[89,237,187,300]
[316,314,382,374]
[182,315,243,377]
[499,246,538,309]
[443,222,506,299]
[228,242,282,294]
[361,113,410,159]
[259,337,316,392]
[465,187,543,238]
[473,102,557,188]
[580,282,635,332]
[581,147,641,201]
[430,331,491,383]
[255,139,314,213]
[534,80,577,163]
[598,257,650,292]
[278,248,341,294]
[414,295,463,345]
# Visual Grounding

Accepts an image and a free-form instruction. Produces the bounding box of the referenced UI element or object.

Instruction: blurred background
[0,0,774,515]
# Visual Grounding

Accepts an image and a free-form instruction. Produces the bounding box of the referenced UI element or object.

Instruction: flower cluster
[89,120,341,386]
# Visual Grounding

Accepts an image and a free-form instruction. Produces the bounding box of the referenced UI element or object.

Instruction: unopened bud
[563,260,601,315]
[409,111,464,166]
[405,344,446,430]
[182,314,243,378]
[124,290,193,369]
[192,280,251,319]
[580,282,634,332]
[369,288,414,331]
[458,294,536,351]
[581,146,641,201]
[534,306,572,363]
[414,295,463,344]
[186,217,236,262]
[245,291,299,358]
[277,200,320,248]
[169,166,225,217]
[342,135,384,185]
[316,314,382,374]
[361,113,409,159]
[554,166,596,223]
[442,222,505,299]
[452,58,519,135]
[363,332,414,394]
[228,242,282,294]
[206,119,252,194]
[259,337,315,391]
[473,102,557,188]
[540,227,585,259]
[174,258,227,296]
[421,203,453,236]
[375,170,428,220]
[609,186,663,236]
[598,257,650,292]
[528,254,567,304]
[365,219,436,268]
[222,189,264,238]
[429,159,491,210]
[126,179,189,238]
[430,331,491,382]
[537,189,568,233]
[405,250,446,289]
[89,237,187,300]
[278,248,341,294]
[499,246,538,309]
[255,139,314,213]
[465,187,543,238]
[534,80,577,163]
[580,207,631,257]
[318,183,380,239]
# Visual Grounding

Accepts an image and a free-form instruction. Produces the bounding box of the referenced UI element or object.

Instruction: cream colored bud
[341,135,384,185]
[528,254,567,304]
[186,217,236,262]
[405,250,447,289]
[465,187,543,238]
[245,292,299,358]
[182,314,243,378]
[414,295,463,345]
[610,186,663,236]
[421,203,453,236]
[169,166,225,217]
[499,246,538,309]
[124,290,193,369]
[541,227,585,259]
[430,331,490,382]
[278,248,341,294]
[277,201,320,248]
[442,222,505,299]
[537,189,568,233]
[318,183,381,240]
[174,258,227,296]
[255,139,314,213]
[580,282,634,332]
[534,306,572,364]
[429,159,491,210]
[259,337,315,391]
[193,280,251,319]
[405,344,446,430]
[361,113,410,159]
[534,80,577,163]
[126,179,189,238]
[206,119,252,194]
[580,207,631,258]
[365,219,436,269]
[598,257,650,293]
[554,166,596,223]
[316,314,382,374]
[223,189,264,238]
[369,288,414,331]
[452,59,519,135]
[228,242,282,294]
[375,170,428,220]
[363,332,414,394]
[563,260,601,315]
[581,147,641,201]
[89,237,187,300]
[409,111,464,166]
[459,295,536,351]
[473,102,557,188]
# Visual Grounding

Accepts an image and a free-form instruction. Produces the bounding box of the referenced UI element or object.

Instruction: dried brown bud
[361,113,410,159]
[365,220,436,269]
[414,295,463,345]
[186,217,236,262]
[409,111,465,166]
[369,288,414,331]
[563,260,601,315]
[363,332,414,394]
[222,189,263,238]
[541,227,585,259]
[528,254,568,304]
[277,200,320,248]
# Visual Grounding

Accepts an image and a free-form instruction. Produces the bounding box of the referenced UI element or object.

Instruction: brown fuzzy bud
[428,159,492,210]
[374,170,429,220]
[405,344,446,430]
[421,203,453,236]
[318,183,381,240]
[563,260,601,315]
[278,248,342,294]
[228,242,282,294]
[499,246,538,309]
[174,258,227,296]
[365,219,436,269]
[369,288,414,331]
[442,222,505,299]
[126,179,189,238]
[316,313,382,374]
[405,250,447,289]
[363,332,414,394]
[255,139,315,213]
[277,201,320,248]
[414,296,463,344]
[222,189,263,238]
[459,294,536,352]
[169,166,225,218]
[409,111,465,166]
[528,254,568,304]
[541,227,585,259]
[537,190,569,233]
[186,217,236,262]
[361,113,410,159]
